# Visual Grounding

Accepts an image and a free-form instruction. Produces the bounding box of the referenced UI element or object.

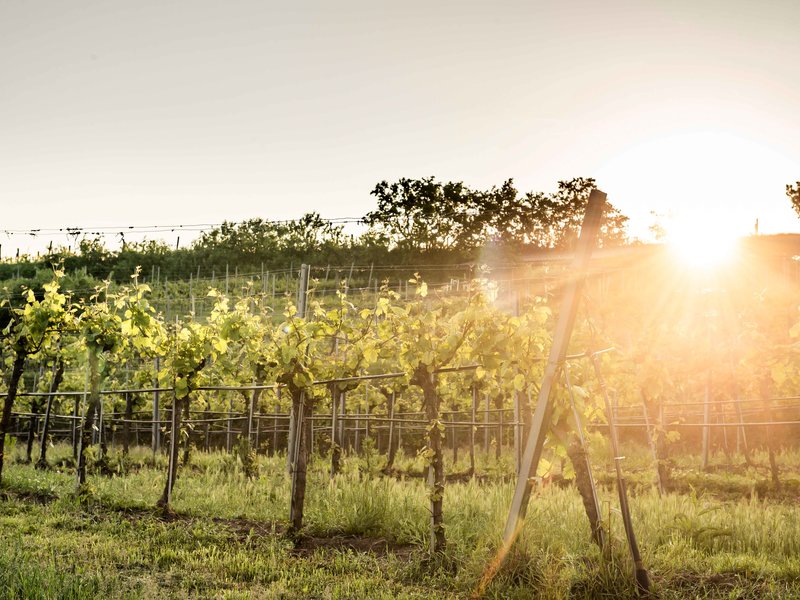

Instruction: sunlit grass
[3,441,800,598]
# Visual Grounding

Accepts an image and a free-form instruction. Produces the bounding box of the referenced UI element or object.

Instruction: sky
[2,0,799,256]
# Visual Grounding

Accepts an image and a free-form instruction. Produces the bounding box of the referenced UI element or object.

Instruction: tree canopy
[365,176,628,251]
[787,181,800,219]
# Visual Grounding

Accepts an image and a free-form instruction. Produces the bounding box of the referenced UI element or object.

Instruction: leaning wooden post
[563,364,606,549]
[499,189,605,559]
[592,352,650,593]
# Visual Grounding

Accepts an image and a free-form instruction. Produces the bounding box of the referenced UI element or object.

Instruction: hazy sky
[2,0,799,255]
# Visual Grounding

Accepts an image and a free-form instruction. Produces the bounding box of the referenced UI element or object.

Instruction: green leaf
[513,373,525,391]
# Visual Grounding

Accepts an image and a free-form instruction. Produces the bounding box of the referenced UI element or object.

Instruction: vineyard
[3,225,800,598]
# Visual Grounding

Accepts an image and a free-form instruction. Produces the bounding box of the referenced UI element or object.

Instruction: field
[2,441,800,599]
[3,238,800,599]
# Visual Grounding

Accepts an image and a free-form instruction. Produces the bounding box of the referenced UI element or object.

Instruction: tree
[365,176,629,252]
[365,177,477,252]
[787,181,800,218]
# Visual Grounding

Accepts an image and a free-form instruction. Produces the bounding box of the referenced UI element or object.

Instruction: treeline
[1,177,629,283]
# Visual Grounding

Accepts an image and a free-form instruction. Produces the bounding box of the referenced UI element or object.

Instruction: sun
[667,217,740,269]
[595,130,797,243]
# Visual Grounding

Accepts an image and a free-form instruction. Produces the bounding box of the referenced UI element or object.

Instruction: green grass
[2,442,800,598]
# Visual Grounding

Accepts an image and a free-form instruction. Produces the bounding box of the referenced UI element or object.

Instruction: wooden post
[289,391,309,533]
[162,395,181,506]
[564,364,606,549]
[338,391,346,450]
[152,357,160,455]
[261,263,265,293]
[307,402,314,457]
[297,264,310,318]
[513,391,521,473]
[386,391,397,471]
[287,395,298,472]
[76,351,101,488]
[226,393,233,453]
[592,353,650,593]
[734,396,751,464]
[469,384,477,475]
[701,370,711,470]
[364,384,370,440]
[396,402,402,453]
[122,392,133,456]
[330,386,341,476]
[72,395,80,459]
[203,398,211,452]
[354,406,361,454]
[483,392,490,454]
[763,390,781,489]
[37,359,65,468]
[450,408,458,465]
[247,382,258,447]
[272,390,280,457]
[496,399,503,462]
[347,261,355,292]
[640,392,665,496]
[500,190,605,553]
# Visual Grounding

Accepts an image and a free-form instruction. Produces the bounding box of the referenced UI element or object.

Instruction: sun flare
[667,219,740,269]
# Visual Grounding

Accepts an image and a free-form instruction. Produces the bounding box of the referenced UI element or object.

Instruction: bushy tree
[787,181,800,219]
[366,176,628,252]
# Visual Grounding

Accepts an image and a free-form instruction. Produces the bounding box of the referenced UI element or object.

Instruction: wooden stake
[564,364,606,549]
[500,190,605,550]
[592,353,649,593]
[152,357,160,455]
[701,370,711,470]
[469,384,477,475]
[640,392,665,496]
[330,386,341,476]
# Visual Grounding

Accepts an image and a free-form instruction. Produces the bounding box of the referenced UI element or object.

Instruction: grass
[1,441,800,598]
